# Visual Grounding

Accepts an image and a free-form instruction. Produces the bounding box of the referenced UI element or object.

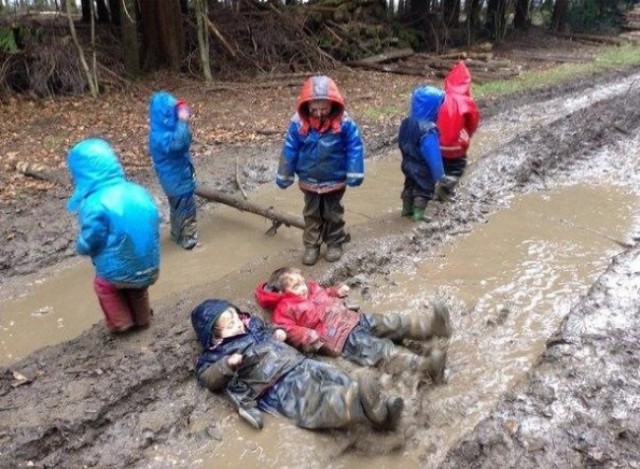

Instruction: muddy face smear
[2,70,640,468]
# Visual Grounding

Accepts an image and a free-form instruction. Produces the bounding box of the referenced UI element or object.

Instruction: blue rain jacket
[278,75,364,192]
[148,91,196,197]
[399,86,445,185]
[67,138,160,287]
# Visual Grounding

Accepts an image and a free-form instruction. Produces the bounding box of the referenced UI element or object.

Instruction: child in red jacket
[435,61,480,201]
[255,267,451,382]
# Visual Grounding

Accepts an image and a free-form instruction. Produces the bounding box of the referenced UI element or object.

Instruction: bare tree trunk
[108,0,121,25]
[551,0,570,33]
[81,0,91,22]
[120,0,140,77]
[514,0,529,29]
[443,0,460,28]
[195,0,212,82]
[139,0,185,71]
[485,0,508,40]
[95,0,110,22]
[90,0,99,90]
[65,1,98,97]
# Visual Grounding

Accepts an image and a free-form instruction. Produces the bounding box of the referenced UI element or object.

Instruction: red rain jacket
[255,281,360,356]
[436,61,480,159]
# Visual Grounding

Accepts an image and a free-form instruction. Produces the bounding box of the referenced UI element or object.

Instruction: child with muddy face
[66,138,160,333]
[191,299,404,431]
[398,85,447,221]
[276,75,365,266]
[255,267,451,381]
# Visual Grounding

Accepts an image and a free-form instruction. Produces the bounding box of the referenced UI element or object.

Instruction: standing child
[435,61,480,201]
[398,85,446,222]
[148,91,198,250]
[255,267,451,382]
[66,138,160,333]
[191,299,404,431]
[277,75,365,266]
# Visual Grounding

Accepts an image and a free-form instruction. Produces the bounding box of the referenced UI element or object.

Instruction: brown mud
[1,61,640,467]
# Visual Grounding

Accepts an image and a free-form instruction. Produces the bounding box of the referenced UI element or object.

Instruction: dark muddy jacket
[191,300,304,403]
[148,91,196,198]
[399,86,445,184]
[277,75,364,193]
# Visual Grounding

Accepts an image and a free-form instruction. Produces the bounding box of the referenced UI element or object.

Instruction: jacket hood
[255,281,285,310]
[444,61,472,95]
[149,91,178,132]
[66,138,125,212]
[296,75,345,135]
[410,85,445,122]
[191,299,237,348]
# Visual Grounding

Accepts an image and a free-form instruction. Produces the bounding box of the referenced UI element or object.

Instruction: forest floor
[1,29,640,468]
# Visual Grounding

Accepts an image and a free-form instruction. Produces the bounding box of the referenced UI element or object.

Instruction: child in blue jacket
[191,299,404,431]
[277,76,365,266]
[398,85,447,221]
[66,138,160,332]
[149,91,197,250]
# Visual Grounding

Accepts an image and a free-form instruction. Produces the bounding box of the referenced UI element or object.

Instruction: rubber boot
[382,396,404,431]
[422,348,446,384]
[412,207,427,222]
[384,348,446,383]
[325,244,343,262]
[403,300,452,340]
[356,372,388,426]
[302,246,320,266]
[401,199,413,217]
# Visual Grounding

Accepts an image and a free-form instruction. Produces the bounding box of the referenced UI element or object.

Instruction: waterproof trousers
[93,276,151,332]
[168,193,197,249]
[259,358,367,430]
[401,176,433,209]
[301,188,346,248]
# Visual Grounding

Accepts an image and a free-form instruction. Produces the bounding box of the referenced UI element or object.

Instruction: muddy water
[0,159,403,365]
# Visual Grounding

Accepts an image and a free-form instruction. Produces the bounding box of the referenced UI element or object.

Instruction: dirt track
[1,64,640,468]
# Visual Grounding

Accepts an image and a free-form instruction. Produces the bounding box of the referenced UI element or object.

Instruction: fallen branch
[195,185,304,234]
[15,162,70,187]
[205,16,237,58]
[348,47,414,66]
[235,155,248,200]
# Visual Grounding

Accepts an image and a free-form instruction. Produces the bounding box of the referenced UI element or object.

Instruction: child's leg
[302,190,323,265]
[363,306,451,342]
[443,156,467,179]
[321,189,347,262]
[401,176,414,216]
[383,345,446,383]
[168,194,197,250]
[261,359,368,429]
[93,277,135,332]
[123,287,152,328]
[342,323,394,366]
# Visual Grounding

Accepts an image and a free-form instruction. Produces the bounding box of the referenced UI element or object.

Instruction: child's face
[308,100,332,120]
[283,273,308,298]
[215,307,246,338]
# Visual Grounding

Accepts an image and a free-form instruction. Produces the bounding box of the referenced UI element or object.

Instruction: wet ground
[1,65,640,468]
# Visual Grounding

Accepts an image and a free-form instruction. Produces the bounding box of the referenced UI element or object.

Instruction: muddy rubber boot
[238,407,264,430]
[325,244,343,262]
[421,348,446,384]
[381,396,404,431]
[302,246,320,266]
[431,299,452,338]
[401,199,413,217]
[412,207,428,222]
[356,372,388,426]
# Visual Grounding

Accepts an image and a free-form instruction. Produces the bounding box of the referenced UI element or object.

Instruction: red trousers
[93,277,152,332]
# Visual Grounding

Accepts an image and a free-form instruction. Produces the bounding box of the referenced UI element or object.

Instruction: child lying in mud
[191,299,404,431]
[255,267,451,381]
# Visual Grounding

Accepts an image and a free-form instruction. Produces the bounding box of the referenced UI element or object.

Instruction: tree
[120,0,140,77]
[465,0,482,42]
[195,0,212,81]
[514,0,529,29]
[551,0,570,32]
[443,0,460,28]
[485,0,508,40]
[139,0,185,71]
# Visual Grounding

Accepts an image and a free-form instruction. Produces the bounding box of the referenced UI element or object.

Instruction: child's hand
[272,329,287,342]
[176,100,191,121]
[336,284,350,297]
[227,353,243,368]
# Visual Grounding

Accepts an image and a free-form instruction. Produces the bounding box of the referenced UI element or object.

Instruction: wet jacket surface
[437,61,480,159]
[148,91,195,197]
[255,281,360,356]
[66,139,160,287]
[399,86,445,184]
[278,76,365,193]
[191,300,304,402]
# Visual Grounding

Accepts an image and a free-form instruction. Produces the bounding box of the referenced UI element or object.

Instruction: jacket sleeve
[76,207,109,257]
[343,120,365,187]
[158,121,192,154]
[273,305,320,351]
[277,121,300,188]
[419,131,444,180]
[198,357,235,392]
[465,98,480,137]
